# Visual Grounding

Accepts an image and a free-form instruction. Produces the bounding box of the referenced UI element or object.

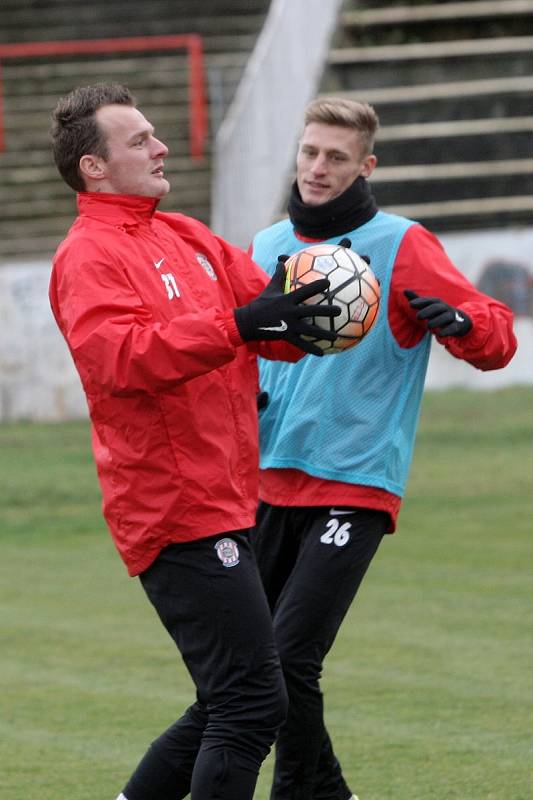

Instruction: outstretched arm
[390,225,517,371]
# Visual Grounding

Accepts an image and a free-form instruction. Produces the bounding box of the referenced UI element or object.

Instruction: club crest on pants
[215,538,240,568]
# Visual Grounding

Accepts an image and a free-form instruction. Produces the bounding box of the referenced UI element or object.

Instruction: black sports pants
[253,503,387,800]
[122,530,287,800]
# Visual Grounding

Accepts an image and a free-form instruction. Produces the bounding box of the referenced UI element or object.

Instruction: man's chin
[302,193,330,206]
[133,180,170,199]
[155,178,171,197]
[301,185,332,205]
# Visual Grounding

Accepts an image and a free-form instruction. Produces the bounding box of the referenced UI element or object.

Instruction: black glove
[235,258,341,356]
[256,391,269,411]
[404,290,472,337]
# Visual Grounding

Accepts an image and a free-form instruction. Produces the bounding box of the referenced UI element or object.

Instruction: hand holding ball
[283,243,381,355]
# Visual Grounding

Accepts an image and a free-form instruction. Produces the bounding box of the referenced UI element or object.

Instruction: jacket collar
[77,192,160,227]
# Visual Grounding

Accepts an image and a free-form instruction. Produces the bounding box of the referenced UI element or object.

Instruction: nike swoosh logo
[454,312,464,323]
[154,257,165,269]
[329,508,354,516]
[258,320,288,332]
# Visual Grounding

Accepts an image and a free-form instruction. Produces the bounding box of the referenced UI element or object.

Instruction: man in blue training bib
[251,96,517,800]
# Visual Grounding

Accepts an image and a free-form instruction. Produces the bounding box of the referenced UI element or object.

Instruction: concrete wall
[0,226,531,422]
[0,262,87,421]
[211,0,345,247]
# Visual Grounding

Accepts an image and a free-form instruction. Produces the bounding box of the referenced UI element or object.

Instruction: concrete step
[1,33,258,55]
[373,158,533,184]
[0,0,268,16]
[343,0,533,26]
[0,0,269,44]
[340,0,533,44]
[379,115,533,141]
[329,76,533,125]
[1,12,265,39]
[380,195,533,232]
[372,160,533,206]
[330,35,533,64]
[373,116,533,165]
[3,56,190,89]
[328,36,533,90]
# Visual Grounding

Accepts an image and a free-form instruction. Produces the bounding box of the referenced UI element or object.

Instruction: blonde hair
[304,97,379,156]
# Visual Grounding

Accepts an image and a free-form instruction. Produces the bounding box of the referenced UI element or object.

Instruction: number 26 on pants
[320,519,351,547]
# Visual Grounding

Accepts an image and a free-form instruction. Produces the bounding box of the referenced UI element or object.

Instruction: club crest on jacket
[196,253,217,280]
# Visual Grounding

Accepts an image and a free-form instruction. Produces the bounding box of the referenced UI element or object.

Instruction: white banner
[428,227,533,389]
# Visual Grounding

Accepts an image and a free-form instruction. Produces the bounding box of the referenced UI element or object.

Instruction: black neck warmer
[287,176,378,239]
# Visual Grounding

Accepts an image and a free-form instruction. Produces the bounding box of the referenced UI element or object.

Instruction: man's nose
[310,154,327,174]
[153,137,169,157]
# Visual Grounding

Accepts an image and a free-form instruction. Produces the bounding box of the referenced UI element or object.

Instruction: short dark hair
[51,83,135,191]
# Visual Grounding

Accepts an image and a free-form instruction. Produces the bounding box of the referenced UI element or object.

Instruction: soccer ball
[284,243,380,354]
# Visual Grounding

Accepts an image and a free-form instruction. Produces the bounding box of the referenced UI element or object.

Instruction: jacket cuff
[219,309,245,347]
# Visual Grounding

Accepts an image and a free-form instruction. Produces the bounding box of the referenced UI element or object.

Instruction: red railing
[0,34,208,159]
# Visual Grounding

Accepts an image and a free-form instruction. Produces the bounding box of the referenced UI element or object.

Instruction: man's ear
[361,154,377,179]
[79,153,106,183]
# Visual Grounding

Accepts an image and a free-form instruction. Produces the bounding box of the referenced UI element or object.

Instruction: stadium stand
[0,0,270,260]
[2,0,533,259]
[323,0,533,232]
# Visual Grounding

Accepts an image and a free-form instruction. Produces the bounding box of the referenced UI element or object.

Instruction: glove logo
[214,538,240,568]
[404,291,472,337]
[258,320,288,332]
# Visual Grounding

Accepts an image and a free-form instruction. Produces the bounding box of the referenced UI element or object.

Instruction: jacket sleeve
[209,233,303,364]
[50,240,245,396]
[389,225,517,371]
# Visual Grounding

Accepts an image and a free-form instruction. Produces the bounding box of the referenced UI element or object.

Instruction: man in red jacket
[49,83,340,800]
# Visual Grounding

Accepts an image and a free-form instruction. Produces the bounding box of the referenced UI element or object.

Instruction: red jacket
[49,193,299,575]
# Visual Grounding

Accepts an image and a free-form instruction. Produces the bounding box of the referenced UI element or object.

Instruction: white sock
[116,794,128,800]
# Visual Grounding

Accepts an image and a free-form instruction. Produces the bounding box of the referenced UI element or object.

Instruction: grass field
[1,387,532,800]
